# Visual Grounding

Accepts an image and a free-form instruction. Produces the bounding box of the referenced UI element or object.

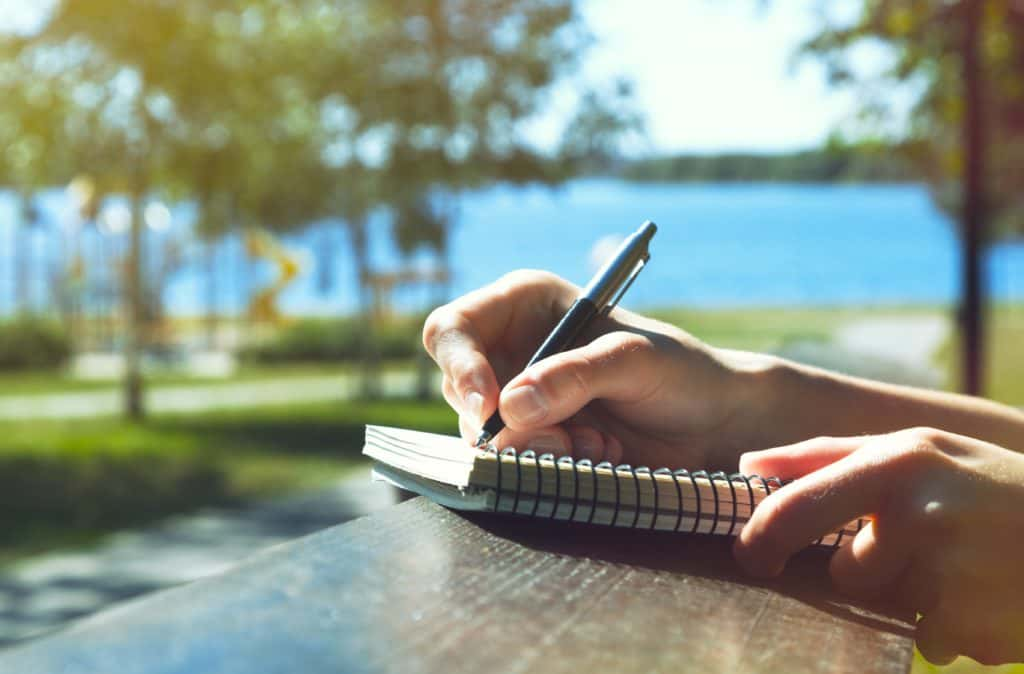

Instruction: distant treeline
[619,144,917,183]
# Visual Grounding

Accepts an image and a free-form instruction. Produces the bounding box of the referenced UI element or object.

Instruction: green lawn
[656,304,1024,406]
[651,304,947,352]
[0,361,419,396]
[0,398,457,564]
[651,305,859,353]
[935,304,1024,406]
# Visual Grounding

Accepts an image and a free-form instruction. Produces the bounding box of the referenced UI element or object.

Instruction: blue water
[2,179,1023,315]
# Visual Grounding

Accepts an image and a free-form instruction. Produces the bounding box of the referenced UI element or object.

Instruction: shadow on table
[460,510,916,639]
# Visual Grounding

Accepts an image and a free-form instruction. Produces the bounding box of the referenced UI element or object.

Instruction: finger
[887,559,941,616]
[740,436,871,478]
[444,375,487,425]
[426,318,499,419]
[564,424,607,463]
[733,434,907,577]
[424,270,576,356]
[424,272,580,419]
[828,518,914,599]
[498,331,660,430]
[601,431,624,465]
[442,377,461,417]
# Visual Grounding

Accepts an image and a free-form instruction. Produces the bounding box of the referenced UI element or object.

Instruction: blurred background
[0,1,1021,670]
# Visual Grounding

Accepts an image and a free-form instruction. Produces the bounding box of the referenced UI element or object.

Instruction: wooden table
[0,497,915,674]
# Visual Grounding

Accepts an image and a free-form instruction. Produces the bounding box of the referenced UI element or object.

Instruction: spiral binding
[484,446,860,545]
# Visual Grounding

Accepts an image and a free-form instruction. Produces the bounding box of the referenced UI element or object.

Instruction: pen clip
[600,254,649,316]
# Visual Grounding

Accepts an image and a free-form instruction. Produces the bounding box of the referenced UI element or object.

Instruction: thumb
[498,331,658,430]
[739,435,873,479]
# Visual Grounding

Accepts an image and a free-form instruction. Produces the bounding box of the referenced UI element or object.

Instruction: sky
[0,0,907,155]
[577,0,907,154]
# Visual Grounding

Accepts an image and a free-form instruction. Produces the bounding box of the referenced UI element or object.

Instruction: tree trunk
[123,190,146,420]
[416,239,450,401]
[205,239,219,350]
[345,219,381,399]
[960,0,986,396]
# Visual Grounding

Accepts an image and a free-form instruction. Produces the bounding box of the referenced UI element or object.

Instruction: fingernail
[502,384,547,425]
[738,451,759,474]
[464,391,484,423]
[527,435,566,454]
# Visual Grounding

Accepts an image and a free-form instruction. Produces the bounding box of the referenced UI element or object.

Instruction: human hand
[422,270,764,469]
[734,427,1024,665]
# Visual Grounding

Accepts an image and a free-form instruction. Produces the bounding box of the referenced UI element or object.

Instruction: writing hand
[422,270,763,469]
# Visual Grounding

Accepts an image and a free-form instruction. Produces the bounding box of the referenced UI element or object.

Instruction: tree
[0,49,78,317]
[314,0,639,392]
[801,0,1024,395]
[2,0,637,407]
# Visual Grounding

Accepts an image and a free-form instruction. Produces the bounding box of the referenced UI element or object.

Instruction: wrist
[714,348,799,454]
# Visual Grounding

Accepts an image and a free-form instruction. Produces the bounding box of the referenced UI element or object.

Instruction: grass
[0,397,457,564]
[650,304,942,353]
[934,304,1024,406]
[0,361,420,396]
[913,652,1024,674]
[656,304,1024,407]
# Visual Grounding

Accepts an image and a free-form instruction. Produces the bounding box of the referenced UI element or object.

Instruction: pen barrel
[525,298,599,367]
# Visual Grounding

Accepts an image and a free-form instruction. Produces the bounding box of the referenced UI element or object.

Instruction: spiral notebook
[364,425,862,546]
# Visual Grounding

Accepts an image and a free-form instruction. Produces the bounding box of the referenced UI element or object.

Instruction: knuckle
[899,426,947,452]
[561,354,592,400]
[497,268,559,294]
[890,428,948,470]
[422,310,467,358]
[449,359,481,396]
[422,305,452,352]
[612,330,654,353]
[532,353,589,402]
[593,331,653,367]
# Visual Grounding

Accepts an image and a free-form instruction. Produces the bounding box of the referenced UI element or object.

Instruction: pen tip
[474,432,492,448]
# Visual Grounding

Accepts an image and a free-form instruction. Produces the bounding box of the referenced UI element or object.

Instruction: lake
[2,179,1023,315]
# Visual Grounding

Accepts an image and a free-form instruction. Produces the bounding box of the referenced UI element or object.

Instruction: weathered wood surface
[0,497,914,674]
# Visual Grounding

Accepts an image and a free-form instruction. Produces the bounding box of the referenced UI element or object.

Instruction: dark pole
[960,0,986,396]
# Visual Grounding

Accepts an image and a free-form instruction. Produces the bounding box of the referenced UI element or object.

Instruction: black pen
[474,221,657,448]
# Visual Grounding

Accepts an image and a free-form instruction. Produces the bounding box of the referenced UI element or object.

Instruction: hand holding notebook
[417,224,1024,665]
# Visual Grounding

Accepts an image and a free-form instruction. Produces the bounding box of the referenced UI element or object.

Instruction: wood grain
[0,497,915,674]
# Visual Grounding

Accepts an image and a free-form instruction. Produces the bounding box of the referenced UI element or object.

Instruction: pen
[474,221,657,448]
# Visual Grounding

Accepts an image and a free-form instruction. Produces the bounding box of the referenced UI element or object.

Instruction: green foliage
[621,142,915,183]
[1,1,636,232]
[801,0,1024,238]
[239,318,422,364]
[0,318,71,372]
[0,398,457,561]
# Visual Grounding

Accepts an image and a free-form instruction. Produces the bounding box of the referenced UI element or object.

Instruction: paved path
[777,314,950,388]
[0,371,432,420]
[835,315,950,374]
[0,468,398,648]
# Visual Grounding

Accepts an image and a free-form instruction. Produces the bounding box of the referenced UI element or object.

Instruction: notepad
[363,425,862,546]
